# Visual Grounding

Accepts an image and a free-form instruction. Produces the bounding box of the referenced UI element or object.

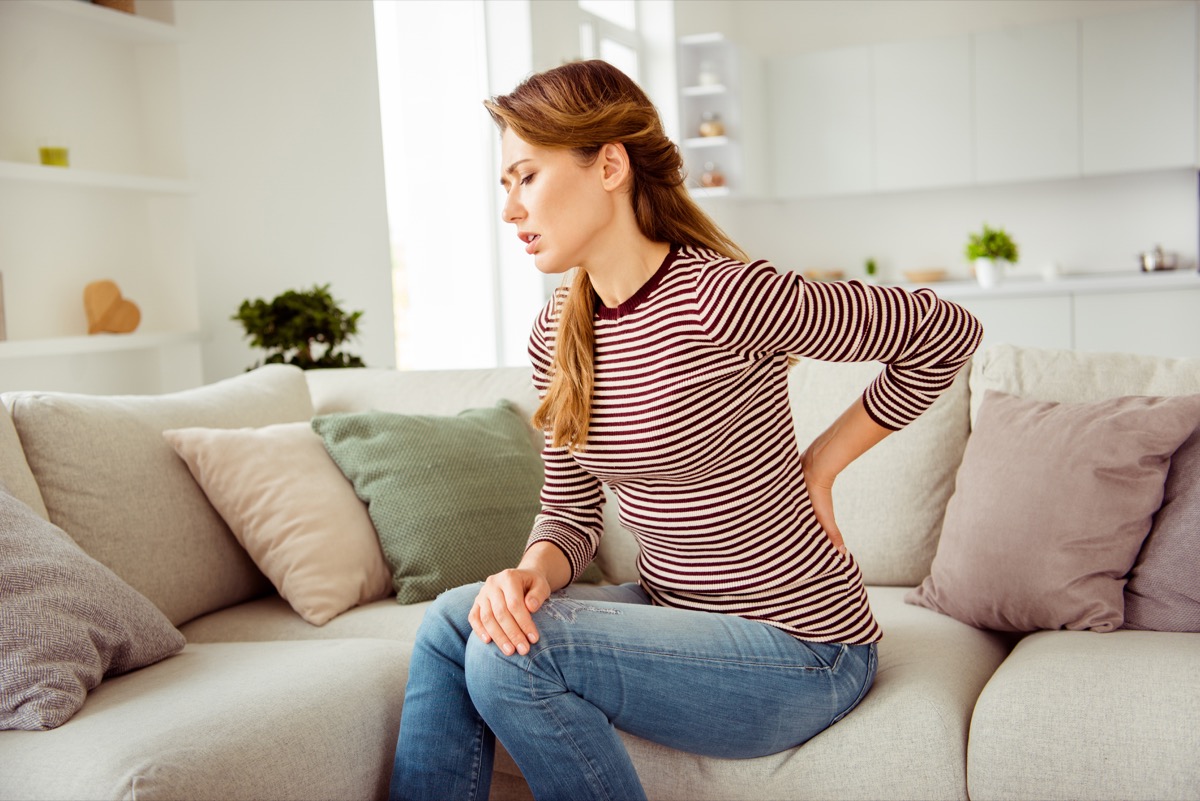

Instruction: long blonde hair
[485,60,746,451]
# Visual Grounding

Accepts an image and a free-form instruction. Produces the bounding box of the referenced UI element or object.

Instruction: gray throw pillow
[1123,427,1200,631]
[314,402,600,604]
[0,489,186,731]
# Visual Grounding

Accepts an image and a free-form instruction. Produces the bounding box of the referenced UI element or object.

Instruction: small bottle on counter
[700,162,726,188]
[698,112,725,138]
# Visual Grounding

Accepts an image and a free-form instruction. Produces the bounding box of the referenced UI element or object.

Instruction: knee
[414,582,480,648]
[463,634,530,718]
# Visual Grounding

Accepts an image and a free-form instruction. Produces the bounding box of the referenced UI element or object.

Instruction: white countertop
[890,269,1200,300]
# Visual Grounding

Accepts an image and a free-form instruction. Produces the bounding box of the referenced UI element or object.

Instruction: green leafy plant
[233,284,366,370]
[964,224,1020,263]
[865,258,877,277]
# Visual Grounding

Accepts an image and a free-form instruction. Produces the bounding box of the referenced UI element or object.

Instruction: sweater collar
[594,245,679,321]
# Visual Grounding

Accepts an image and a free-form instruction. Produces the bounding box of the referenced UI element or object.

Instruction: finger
[476,595,516,654]
[494,584,536,655]
[807,485,846,555]
[467,601,491,644]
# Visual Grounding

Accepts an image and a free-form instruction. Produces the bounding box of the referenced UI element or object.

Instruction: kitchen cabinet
[0,0,202,394]
[912,271,1200,360]
[973,21,1079,184]
[1074,289,1200,359]
[676,33,767,198]
[872,35,972,193]
[768,46,872,197]
[1081,2,1197,175]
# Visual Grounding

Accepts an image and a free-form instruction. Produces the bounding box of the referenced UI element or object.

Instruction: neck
[584,237,671,309]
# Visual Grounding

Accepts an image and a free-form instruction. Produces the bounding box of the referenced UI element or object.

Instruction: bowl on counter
[902,269,948,283]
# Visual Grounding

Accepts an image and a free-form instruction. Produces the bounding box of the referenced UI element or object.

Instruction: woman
[390,60,980,801]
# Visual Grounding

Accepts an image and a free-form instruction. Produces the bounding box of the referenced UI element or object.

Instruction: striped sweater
[526,245,982,644]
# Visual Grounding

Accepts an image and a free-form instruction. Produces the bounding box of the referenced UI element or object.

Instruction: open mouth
[519,233,541,254]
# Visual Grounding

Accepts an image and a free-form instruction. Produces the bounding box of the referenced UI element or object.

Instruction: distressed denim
[389,581,877,801]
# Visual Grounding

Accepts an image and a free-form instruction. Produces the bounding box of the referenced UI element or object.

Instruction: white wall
[675,0,1199,282]
[176,0,394,381]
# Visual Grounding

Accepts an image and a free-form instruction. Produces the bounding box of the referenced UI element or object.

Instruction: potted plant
[964,224,1019,289]
[233,284,366,370]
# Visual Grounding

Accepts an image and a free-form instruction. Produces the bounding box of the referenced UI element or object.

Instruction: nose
[502,189,523,224]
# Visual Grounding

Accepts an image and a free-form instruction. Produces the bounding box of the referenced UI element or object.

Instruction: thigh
[523,591,876,759]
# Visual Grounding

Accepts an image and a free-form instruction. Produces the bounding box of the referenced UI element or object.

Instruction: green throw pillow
[313,401,599,604]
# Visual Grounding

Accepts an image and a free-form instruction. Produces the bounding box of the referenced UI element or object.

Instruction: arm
[800,397,891,555]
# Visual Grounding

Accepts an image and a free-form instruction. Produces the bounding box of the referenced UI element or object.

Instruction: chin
[533,253,572,276]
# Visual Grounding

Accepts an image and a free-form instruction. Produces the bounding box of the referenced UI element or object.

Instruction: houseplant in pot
[964,224,1019,289]
[233,283,366,370]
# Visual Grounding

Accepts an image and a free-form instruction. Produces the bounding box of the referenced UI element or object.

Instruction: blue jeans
[389,581,877,801]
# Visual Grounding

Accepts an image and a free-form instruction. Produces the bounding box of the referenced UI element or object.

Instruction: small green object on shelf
[233,283,366,370]
[865,258,877,277]
[39,147,69,168]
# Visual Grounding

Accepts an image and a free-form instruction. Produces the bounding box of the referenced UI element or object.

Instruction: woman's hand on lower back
[469,568,551,657]
[800,447,846,556]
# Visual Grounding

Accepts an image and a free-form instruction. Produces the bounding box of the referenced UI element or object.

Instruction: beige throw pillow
[164,423,392,626]
[906,390,1200,633]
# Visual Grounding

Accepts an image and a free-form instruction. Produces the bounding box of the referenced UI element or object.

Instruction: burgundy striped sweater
[526,245,981,644]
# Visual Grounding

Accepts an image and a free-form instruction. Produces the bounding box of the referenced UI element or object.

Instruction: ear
[598,142,631,192]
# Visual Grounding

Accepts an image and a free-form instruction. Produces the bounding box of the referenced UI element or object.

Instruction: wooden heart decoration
[84,280,141,335]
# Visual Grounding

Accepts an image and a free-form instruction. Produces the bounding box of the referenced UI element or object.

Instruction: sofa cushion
[0,640,409,801]
[489,586,1011,801]
[314,402,601,604]
[908,390,1200,633]
[163,423,393,626]
[0,488,185,731]
[306,367,643,585]
[969,344,1200,425]
[787,358,971,586]
[1124,426,1200,631]
[4,365,314,626]
[968,629,1200,801]
[181,595,432,644]
[0,402,47,520]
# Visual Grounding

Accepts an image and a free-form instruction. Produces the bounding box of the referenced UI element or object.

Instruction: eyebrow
[500,158,532,186]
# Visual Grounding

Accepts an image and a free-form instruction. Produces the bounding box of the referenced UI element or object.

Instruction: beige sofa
[1,344,1197,801]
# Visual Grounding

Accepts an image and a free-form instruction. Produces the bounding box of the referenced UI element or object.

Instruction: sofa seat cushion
[181,594,433,644]
[967,629,1200,801]
[490,586,1011,801]
[0,640,409,801]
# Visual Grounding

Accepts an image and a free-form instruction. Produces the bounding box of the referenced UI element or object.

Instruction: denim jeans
[389,581,877,801]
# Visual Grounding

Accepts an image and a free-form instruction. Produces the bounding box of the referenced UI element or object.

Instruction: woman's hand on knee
[468,569,551,656]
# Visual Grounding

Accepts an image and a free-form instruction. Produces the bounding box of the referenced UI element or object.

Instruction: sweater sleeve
[696,256,982,430]
[523,294,605,583]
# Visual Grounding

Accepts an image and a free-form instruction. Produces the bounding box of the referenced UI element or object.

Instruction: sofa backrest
[0,402,49,520]
[307,359,972,588]
[971,345,1200,423]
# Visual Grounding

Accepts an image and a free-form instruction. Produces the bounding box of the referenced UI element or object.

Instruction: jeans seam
[534,642,842,672]
[525,654,618,801]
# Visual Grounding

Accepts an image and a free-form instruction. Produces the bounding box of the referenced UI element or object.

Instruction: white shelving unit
[675,33,767,199]
[0,0,203,394]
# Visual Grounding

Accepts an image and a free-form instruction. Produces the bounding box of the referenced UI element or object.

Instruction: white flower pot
[974,258,1009,289]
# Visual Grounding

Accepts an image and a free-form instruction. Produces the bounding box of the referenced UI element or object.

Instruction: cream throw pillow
[164,423,392,626]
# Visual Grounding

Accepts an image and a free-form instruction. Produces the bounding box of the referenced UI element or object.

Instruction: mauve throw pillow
[1123,426,1200,631]
[0,488,186,731]
[906,390,1200,633]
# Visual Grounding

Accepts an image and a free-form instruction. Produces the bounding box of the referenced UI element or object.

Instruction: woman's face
[499,128,617,275]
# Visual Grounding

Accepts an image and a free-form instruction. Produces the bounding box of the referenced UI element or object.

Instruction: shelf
[0,330,204,361]
[5,0,180,44]
[683,136,730,149]
[891,268,1200,300]
[0,160,192,195]
[682,84,729,97]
